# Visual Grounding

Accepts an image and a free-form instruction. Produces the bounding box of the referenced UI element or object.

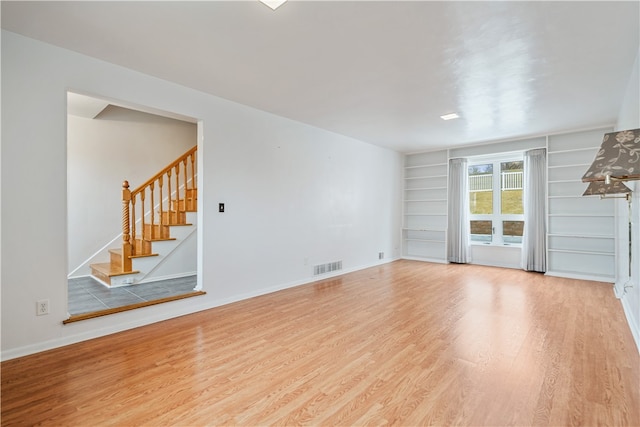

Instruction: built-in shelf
[548,248,614,256]
[548,213,612,217]
[404,163,447,169]
[547,147,599,154]
[547,163,592,169]
[405,187,448,191]
[404,175,448,180]
[547,233,614,239]
[547,179,585,184]
[404,199,447,202]
[403,149,448,262]
[546,127,616,282]
[403,227,446,232]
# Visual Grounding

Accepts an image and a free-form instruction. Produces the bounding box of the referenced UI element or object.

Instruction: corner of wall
[620,293,640,354]
[616,47,640,353]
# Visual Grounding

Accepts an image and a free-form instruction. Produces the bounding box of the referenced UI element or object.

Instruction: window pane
[469,164,493,215]
[470,220,492,242]
[501,161,523,214]
[503,220,523,244]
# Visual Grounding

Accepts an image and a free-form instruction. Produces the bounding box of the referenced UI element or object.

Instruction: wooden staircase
[90,147,197,286]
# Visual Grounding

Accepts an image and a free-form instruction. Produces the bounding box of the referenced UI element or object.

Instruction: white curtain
[447,158,470,263]
[521,148,547,272]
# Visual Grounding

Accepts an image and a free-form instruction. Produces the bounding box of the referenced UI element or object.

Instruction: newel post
[121,180,133,272]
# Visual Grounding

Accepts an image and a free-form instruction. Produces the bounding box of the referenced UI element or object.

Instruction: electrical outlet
[36,299,49,316]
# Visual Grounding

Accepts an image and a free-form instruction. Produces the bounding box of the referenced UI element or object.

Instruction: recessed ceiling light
[260,0,287,10]
[440,113,460,120]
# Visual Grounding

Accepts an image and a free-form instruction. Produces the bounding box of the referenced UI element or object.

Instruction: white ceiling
[2,1,638,152]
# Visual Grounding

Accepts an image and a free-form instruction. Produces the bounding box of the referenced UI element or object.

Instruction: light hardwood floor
[2,260,639,426]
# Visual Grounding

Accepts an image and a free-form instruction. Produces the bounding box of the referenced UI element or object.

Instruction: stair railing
[122,146,197,259]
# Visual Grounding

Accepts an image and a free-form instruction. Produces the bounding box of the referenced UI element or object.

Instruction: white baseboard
[620,292,640,354]
[401,256,448,264]
[545,270,615,284]
[0,296,219,361]
[205,257,401,309]
[615,281,624,298]
[469,260,521,270]
[401,256,521,269]
[1,258,400,361]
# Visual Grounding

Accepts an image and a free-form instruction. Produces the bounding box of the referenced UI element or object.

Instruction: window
[468,156,524,245]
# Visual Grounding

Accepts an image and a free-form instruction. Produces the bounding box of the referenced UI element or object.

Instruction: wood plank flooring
[2,260,639,426]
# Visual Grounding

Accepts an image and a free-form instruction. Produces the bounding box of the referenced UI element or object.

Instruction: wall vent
[313,260,343,276]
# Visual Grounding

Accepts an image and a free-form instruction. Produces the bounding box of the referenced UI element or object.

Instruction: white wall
[67,106,196,274]
[616,48,640,351]
[1,31,403,359]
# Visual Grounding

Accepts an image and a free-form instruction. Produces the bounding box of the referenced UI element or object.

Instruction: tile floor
[68,275,198,316]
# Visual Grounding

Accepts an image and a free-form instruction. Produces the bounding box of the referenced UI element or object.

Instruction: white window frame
[468,152,524,246]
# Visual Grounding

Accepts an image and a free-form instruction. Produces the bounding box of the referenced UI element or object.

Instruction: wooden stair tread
[108,249,158,259]
[130,253,159,259]
[90,262,139,277]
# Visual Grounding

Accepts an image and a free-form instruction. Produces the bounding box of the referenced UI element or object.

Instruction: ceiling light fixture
[260,0,287,10]
[440,113,460,121]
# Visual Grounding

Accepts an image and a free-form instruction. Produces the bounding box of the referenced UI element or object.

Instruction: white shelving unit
[546,128,616,282]
[401,127,616,278]
[402,150,448,262]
